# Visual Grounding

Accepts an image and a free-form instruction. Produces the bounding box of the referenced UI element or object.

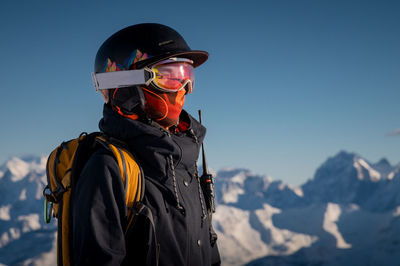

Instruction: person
[72,23,221,266]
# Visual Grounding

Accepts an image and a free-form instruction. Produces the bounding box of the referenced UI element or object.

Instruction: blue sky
[0,0,399,185]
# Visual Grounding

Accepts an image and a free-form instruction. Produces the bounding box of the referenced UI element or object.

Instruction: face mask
[142,87,186,129]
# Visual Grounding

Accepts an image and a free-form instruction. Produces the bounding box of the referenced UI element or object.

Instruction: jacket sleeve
[72,149,127,266]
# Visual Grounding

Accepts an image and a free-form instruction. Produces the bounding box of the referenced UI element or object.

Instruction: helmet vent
[159,40,174,46]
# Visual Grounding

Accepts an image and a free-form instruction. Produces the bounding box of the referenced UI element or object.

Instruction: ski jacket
[72,104,221,266]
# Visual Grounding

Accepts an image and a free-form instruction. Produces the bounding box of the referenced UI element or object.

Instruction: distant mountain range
[213,151,400,266]
[1,151,400,265]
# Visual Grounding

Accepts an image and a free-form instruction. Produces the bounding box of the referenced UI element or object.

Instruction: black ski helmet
[94,23,209,73]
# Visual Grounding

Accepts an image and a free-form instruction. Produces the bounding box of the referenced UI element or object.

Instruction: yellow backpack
[43,132,144,266]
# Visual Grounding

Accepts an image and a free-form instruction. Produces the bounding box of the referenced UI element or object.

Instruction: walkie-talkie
[198,110,215,213]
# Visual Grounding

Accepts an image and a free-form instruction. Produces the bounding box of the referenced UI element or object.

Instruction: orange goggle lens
[152,59,195,93]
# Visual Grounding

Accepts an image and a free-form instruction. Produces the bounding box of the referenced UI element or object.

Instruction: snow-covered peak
[308,151,383,185]
[0,155,54,257]
[216,168,274,184]
[0,155,48,209]
[353,158,381,181]
[301,151,400,210]
[4,157,30,182]
[214,168,304,209]
[216,168,252,180]
[372,158,393,180]
[214,169,254,204]
[215,169,267,204]
[1,155,47,182]
[388,166,400,180]
[328,150,357,165]
[374,158,392,169]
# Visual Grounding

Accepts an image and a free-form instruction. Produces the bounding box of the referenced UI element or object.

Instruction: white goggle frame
[91,58,194,93]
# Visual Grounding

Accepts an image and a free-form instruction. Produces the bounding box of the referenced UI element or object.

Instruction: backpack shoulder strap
[95,136,145,231]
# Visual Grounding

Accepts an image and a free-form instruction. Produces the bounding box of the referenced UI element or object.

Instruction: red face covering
[142,86,186,129]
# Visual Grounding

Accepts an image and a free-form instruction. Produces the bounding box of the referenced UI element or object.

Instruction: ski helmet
[94,23,209,73]
[93,23,208,122]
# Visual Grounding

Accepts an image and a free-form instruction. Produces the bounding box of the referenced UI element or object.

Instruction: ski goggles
[92,58,195,94]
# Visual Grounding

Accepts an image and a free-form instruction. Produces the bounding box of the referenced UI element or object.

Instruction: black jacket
[72,105,221,266]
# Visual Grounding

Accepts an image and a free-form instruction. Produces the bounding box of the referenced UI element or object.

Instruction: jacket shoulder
[76,146,124,196]
[84,146,120,176]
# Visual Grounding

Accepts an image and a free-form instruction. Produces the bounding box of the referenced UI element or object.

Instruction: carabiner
[44,197,53,224]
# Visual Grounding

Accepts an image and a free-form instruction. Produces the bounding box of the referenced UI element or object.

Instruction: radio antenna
[198,110,215,213]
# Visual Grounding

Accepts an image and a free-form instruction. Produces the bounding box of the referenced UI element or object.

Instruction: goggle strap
[92,69,150,91]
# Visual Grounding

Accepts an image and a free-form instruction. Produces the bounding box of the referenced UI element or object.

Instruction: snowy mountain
[0,156,57,266]
[1,151,400,266]
[213,151,400,266]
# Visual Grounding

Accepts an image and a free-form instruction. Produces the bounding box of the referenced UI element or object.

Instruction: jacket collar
[99,104,206,178]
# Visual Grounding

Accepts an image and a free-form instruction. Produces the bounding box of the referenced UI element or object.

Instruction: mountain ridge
[212,150,400,265]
